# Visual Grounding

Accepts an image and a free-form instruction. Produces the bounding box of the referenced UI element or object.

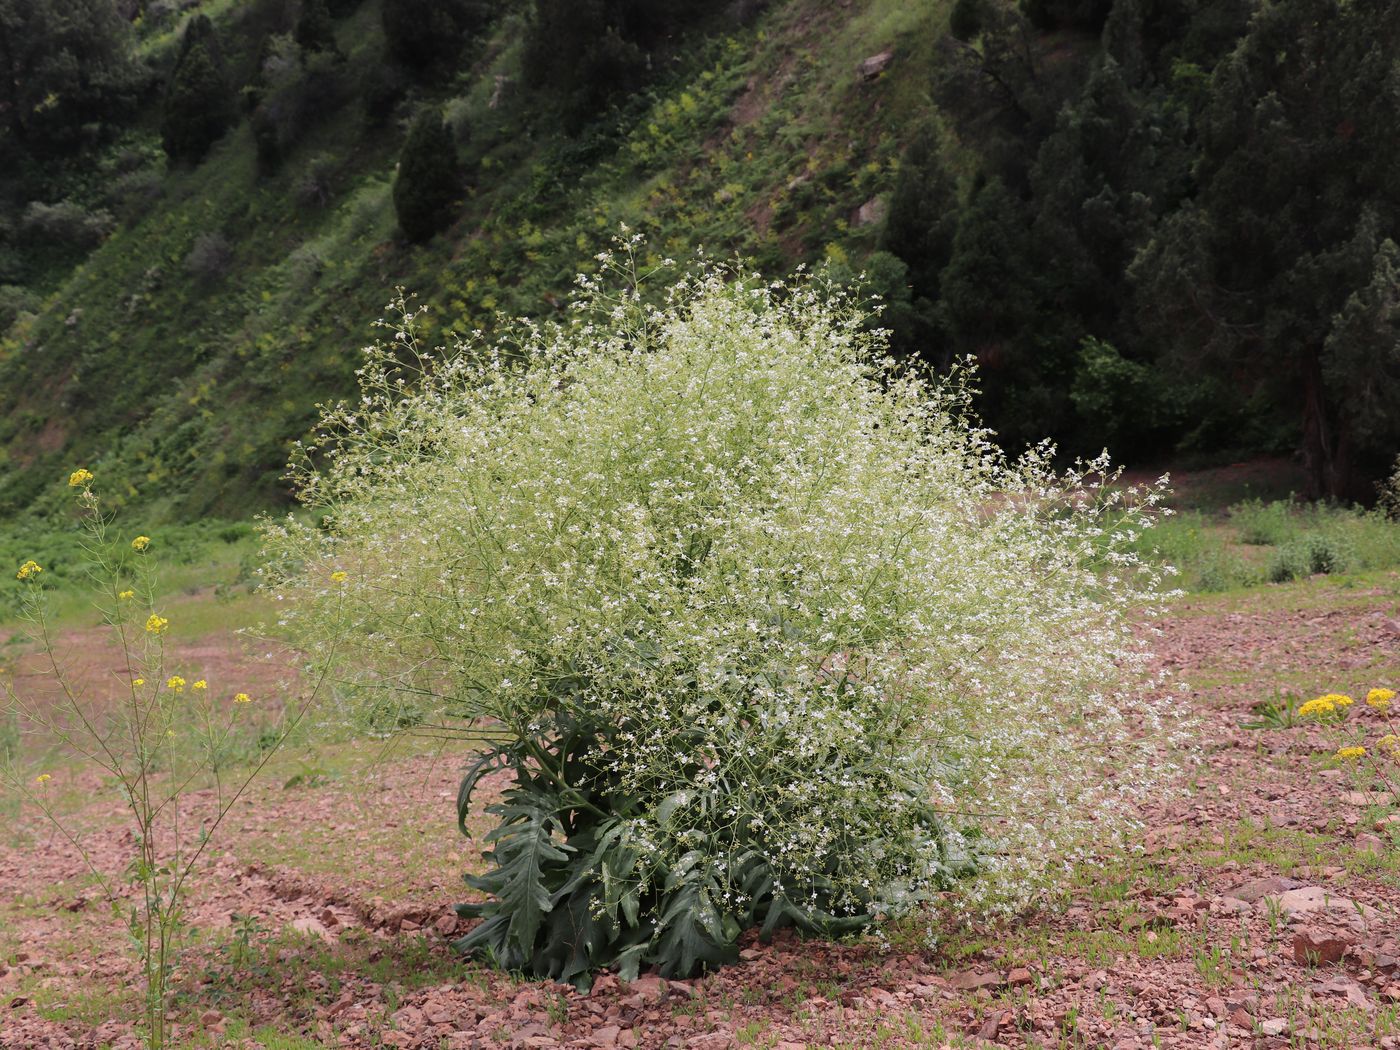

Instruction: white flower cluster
[265,248,1178,915]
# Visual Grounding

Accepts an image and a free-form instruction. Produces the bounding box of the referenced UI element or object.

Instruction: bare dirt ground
[2,576,1399,1050]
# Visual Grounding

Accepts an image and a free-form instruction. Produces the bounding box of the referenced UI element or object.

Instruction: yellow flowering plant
[1300,686,1400,810]
[0,475,340,1049]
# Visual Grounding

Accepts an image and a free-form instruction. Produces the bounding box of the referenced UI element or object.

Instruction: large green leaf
[474,791,573,956]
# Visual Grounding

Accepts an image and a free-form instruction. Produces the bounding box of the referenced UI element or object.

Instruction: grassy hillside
[0,0,963,524]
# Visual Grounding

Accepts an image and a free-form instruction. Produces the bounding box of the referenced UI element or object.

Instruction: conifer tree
[382,0,488,76]
[160,35,235,165]
[296,0,339,55]
[392,109,460,243]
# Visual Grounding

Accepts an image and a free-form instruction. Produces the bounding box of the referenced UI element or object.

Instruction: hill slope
[0,0,958,522]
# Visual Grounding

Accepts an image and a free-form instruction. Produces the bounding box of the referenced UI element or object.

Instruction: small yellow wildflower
[1378,734,1400,755]
[131,535,151,552]
[133,678,145,687]
[166,675,186,692]
[1298,697,1337,718]
[1367,688,1395,710]
[118,589,135,600]
[67,468,94,487]
[1336,746,1366,760]
[330,570,348,583]
[15,560,42,581]
[34,773,51,784]
[233,693,252,704]
[1312,692,1354,709]
[145,614,168,634]
[192,679,207,691]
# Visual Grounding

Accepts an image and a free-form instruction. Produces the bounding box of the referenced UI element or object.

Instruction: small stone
[1007,967,1033,987]
[858,51,893,80]
[592,1025,621,1047]
[1225,876,1301,902]
[199,1010,222,1026]
[434,912,458,937]
[854,197,888,227]
[1356,832,1386,854]
[977,1010,1007,1039]
[1205,996,1227,1018]
[947,970,1004,991]
[1260,1018,1288,1037]
[1260,886,1378,922]
[1294,928,1354,965]
[622,975,666,1001]
[1229,1007,1253,1028]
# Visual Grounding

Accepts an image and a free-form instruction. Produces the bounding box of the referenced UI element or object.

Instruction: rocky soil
[2,580,1398,1049]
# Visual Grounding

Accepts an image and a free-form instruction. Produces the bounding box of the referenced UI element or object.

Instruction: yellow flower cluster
[34,773,51,784]
[233,693,252,704]
[131,535,151,552]
[193,679,207,691]
[1299,695,1345,718]
[67,468,94,488]
[1367,688,1395,711]
[119,589,135,600]
[15,560,42,581]
[1379,734,1400,755]
[133,678,145,687]
[145,614,169,634]
[330,570,348,583]
[166,676,186,693]
[1336,746,1366,760]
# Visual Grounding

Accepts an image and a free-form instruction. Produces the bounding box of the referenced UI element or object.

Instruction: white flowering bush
[264,245,1174,988]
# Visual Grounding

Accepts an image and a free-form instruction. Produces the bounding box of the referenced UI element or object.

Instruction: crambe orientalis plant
[264,241,1178,987]
[1,474,335,1048]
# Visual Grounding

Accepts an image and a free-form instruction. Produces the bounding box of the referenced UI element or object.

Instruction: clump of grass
[1133,497,1400,593]
[1268,532,1356,582]
[1232,498,1294,545]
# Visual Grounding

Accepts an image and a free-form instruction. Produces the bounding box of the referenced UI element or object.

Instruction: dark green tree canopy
[381,0,490,77]
[393,108,461,243]
[161,33,236,166]
[0,0,143,154]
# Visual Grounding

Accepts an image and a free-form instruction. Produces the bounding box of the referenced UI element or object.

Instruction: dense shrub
[20,201,116,248]
[381,0,489,76]
[392,109,460,243]
[183,232,233,283]
[265,249,1174,986]
[0,285,39,332]
[1269,533,1355,582]
[161,32,236,165]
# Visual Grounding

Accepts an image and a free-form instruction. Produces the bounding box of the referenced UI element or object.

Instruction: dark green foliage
[521,0,727,128]
[877,130,959,361]
[939,178,1076,449]
[1020,0,1112,32]
[161,33,236,165]
[0,0,143,154]
[295,0,339,55]
[1130,0,1400,498]
[1322,239,1400,482]
[454,677,974,989]
[392,110,460,242]
[381,0,489,77]
[949,0,983,40]
[246,34,353,176]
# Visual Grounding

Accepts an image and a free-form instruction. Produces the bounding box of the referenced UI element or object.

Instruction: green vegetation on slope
[3,0,1400,525]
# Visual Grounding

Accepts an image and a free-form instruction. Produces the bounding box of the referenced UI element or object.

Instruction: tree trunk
[1301,347,1359,501]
